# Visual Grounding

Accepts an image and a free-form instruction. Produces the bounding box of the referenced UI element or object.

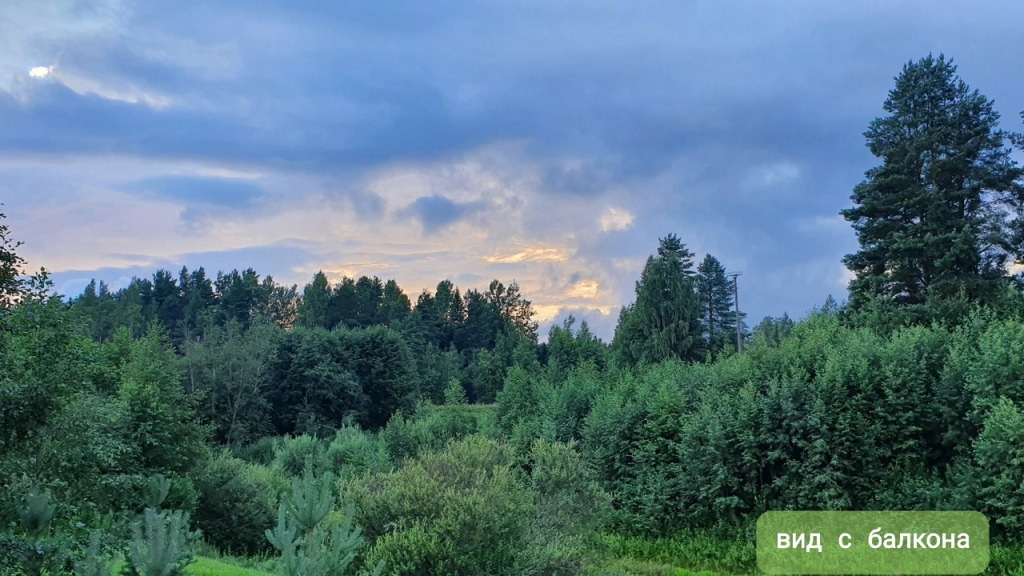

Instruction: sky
[2,1,1023,341]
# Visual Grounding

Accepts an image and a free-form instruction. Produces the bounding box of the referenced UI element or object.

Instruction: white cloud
[600,206,634,232]
[29,66,51,78]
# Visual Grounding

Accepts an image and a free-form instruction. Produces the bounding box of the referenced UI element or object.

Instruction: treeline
[65,240,747,445]
[69,268,544,437]
[71,267,537,351]
[496,292,1024,541]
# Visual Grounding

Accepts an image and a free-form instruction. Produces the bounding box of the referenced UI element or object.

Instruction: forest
[3,54,1024,575]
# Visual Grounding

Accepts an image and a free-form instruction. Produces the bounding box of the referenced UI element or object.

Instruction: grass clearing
[187,556,275,576]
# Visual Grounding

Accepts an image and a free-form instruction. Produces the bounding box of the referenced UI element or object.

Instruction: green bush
[266,463,383,576]
[162,475,199,517]
[327,426,392,479]
[273,434,329,477]
[193,452,278,555]
[74,531,114,576]
[232,436,279,466]
[529,439,612,538]
[378,409,444,462]
[0,532,76,576]
[351,436,534,576]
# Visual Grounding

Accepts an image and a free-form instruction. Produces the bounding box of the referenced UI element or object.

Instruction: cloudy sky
[2,1,1023,340]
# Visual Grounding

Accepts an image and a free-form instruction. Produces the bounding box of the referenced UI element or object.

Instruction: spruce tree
[842,54,1022,316]
[297,271,332,329]
[613,234,703,365]
[695,254,736,354]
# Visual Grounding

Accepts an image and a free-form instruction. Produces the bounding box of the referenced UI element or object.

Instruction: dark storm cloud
[130,175,265,208]
[400,195,485,234]
[5,0,1024,334]
[336,188,386,220]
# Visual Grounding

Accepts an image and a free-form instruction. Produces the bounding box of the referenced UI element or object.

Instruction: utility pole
[728,272,742,353]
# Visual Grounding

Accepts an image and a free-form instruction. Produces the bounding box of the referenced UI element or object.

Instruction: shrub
[351,436,534,576]
[193,452,278,555]
[273,434,329,477]
[74,531,114,576]
[529,439,612,538]
[0,531,77,576]
[327,426,392,479]
[378,410,444,462]
[232,436,279,466]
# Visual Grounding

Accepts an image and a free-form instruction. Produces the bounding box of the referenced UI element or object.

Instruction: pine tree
[842,54,1022,316]
[695,254,735,354]
[266,460,384,576]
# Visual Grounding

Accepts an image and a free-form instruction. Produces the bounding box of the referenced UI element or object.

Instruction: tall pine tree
[695,254,736,354]
[842,54,1022,316]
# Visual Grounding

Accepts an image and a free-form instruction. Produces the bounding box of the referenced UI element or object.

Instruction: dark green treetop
[842,54,1023,318]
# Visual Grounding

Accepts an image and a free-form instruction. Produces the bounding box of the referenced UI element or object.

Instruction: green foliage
[186,556,276,576]
[273,435,330,477]
[379,410,437,462]
[269,326,416,434]
[603,531,755,575]
[342,326,419,429]
[842,54,1023,315]
[971,397,1024,535]
[495,365,542,436]
[352,436,532,576]
[613,235,703,366]
[281,463,334,535]
[416,344,462,404]
[547,364,605,442]
[18,485,56,535]
[121,507,199,576]
[443,378,467,406]
[327,426,393,480]
[74,531,114,576]
[185,318,280,445]
[695,254,740,356]
[0,204,27,310]
[529,439,612,538]
[465,347,507,403]
[0,531,77,576]
[265,462,381,576]
[269,328,366,436]
[232,436,279,466]
[546,316,608,384]
[142,474,171,510]
[193,452,279,555]
[296,271,333,329]
[118,321,208,474]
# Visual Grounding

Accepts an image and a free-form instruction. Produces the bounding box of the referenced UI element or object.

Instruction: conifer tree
[297,271,332,329]
[695,254,735,354]
[613,234,703,365]
[842,54,1023,315]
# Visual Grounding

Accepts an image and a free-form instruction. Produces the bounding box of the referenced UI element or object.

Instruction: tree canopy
[842,54,1023,319]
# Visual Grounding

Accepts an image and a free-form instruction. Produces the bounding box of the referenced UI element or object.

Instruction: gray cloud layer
[2,0,1023,339]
